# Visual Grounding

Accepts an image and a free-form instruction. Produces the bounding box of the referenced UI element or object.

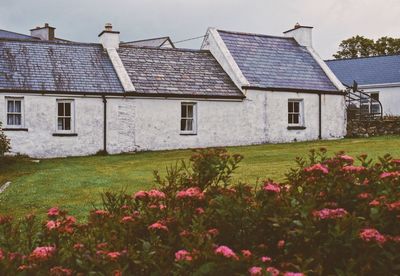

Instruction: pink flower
[304,163,329,174]
[249,266,262,275]
[386,201,400,211]
[46,220,60,230]
[284,273,304,276]
[73,243,84,250]
[30,246,56,261]
[195,207,205,214]
[175,250,192,261]
[261,256,272,262]
[50,266,73,276]
[266,267,280,276]
[94,210,109,216]
[369,199,380,206]
[180,230,191,237]
[134,191,148,199]
[0,248,4,261]
[148,221,168,231]
[380,171,400,179]
[147,189,166,199]
[339,155,354,164]
[207,228,219,237]
[241,249,252,258]
[360,228,386,244]
[107,252,121,261]
[312,208,348,220]
[113,270,122,276]
[277,240,285,249]
[357,193,371,199]
[121,216,135,223]
[47,207,60,217]
[176,187,205,200]
[263,182,281,193]
[215,245,238,260]
[342,165,366,173]
[97,242,108,249]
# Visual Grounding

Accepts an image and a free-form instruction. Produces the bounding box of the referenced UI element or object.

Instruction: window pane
[181,119,186,131]
[65,118,71,130]
[58,118,63,130]
[371,93,379,101]
[65,103,71,117]
[187,105,193,118]
[288,102,293,112]
[294,102,299,113]
[15,114,21,125]
[14,101,21,113]
[186,119,193,131]
[293,114,299,124]
[7,101,14,112]
[58,103,64,116]
[181,105,187,118]
[7,114,14,125]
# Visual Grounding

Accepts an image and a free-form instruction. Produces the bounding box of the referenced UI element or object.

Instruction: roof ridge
[122,36,169,44]
[0,37,101,47]
[119,44,210,53]
[217,29,294,40]
[325,53,400,62]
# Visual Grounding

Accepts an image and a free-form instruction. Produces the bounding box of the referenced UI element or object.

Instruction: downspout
[318,93,322,139]
[102,95,107,153]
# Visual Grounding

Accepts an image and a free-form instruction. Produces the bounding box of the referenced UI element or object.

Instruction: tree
[0,122,10,156]
[333,35,400,59]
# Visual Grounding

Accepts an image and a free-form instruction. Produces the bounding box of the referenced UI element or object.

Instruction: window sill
[180,132,197,136]
[3,128,28,131]
[52,133,78,137]
[287,126,306,130]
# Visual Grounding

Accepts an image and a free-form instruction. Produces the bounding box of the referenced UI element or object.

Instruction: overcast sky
[0,0,399,58]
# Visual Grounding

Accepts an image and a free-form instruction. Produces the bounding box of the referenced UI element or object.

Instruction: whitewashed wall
[0,94,104,158]
[362,86,400,116]
[0,90,346,158]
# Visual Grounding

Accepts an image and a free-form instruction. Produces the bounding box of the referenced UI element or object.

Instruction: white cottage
[0,23,346,158]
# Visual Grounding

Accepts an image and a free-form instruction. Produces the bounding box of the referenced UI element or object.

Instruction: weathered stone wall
[347,117,400,137]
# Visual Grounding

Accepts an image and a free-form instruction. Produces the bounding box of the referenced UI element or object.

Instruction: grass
[1,136,400,220]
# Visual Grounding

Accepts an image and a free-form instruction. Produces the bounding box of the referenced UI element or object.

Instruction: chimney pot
[30,23,55,40]
[98,23,120,49]
[283,23,313,48]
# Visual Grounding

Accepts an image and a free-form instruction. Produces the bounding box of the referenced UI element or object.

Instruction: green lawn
[1,136,400,220]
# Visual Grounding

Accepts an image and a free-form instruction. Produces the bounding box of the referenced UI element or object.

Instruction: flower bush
[0,148,400,275]
[0,122,10,157]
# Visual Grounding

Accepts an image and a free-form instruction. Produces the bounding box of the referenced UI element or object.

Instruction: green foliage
[1,148,400,274]
[334,35,400,59]
[0,122,10,157]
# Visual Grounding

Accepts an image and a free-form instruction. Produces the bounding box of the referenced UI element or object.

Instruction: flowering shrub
[0,148,400,275]
[0,122,10,157]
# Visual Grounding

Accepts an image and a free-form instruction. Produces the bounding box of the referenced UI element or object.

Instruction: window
[360,92,380,114]
[180,103,197,134]
[56,100,74,132]
[6,98,23,127]
[288,99,303,126]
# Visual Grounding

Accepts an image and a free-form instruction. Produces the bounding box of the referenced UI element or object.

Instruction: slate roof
[0,39,124,93]
[117,45,243,98]
[217,30,338,92]
[326,55,400,86]
[0,29,39,40]
[121,37,175,48]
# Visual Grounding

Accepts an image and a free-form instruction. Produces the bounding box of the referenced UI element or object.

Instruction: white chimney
[283,23,313,48]
[30,23,56,40]
[98,23,120,49]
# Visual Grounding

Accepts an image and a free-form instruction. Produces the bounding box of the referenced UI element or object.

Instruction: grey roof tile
[326,55,400,86]
[117,46,243,97]
[0,39,124,93]
[218,30,338,92]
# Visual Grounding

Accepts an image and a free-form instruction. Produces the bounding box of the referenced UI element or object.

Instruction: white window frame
[361,91,380,114]
[5,97,24,128]
[288,99,304,127]
[180,102,197,135]
[55,99,75,133]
